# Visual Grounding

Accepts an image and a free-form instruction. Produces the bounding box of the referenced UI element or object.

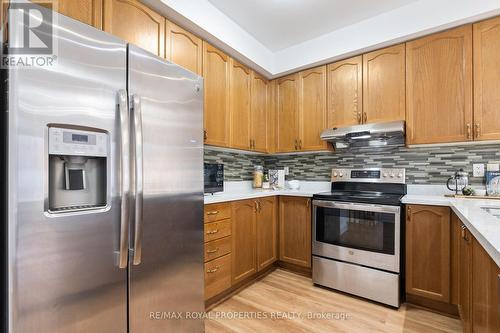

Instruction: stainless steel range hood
[320,120,405,149]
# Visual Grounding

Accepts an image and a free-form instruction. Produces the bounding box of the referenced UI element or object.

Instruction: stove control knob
[339,172,344,177]
[383,173,388,178]
[398,173,403,178]
[333,172,338,177]
[390,173,395,178]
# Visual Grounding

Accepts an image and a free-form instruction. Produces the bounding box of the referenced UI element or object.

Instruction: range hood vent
[320,120,405,149]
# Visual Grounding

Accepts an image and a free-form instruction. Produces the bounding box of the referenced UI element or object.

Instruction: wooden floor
[205,269,462,333]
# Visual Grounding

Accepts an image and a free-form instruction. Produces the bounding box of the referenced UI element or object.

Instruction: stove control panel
[331,168,406,184]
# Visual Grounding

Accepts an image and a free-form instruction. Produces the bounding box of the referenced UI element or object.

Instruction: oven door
[312,200,400,273]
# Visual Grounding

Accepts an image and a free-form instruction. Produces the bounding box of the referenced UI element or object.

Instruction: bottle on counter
[253,165,263,188]
[262,172,270,189]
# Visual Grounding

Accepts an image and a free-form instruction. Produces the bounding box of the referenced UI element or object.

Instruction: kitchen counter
[402,194,500,268]
[204,181,330,204]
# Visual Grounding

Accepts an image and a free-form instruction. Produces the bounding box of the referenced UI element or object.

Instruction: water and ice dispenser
[48,126,108,212]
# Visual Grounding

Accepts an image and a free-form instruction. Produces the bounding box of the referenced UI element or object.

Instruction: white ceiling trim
[146,0,500,78]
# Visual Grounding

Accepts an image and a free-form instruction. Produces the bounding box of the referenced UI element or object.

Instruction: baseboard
[276,261,312,277]
[405,294,459,318]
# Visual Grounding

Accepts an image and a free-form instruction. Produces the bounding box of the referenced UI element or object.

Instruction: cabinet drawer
[205,236,231,262]
[204,203,231,222]
[204,219,231,242]
[205,253,232,300]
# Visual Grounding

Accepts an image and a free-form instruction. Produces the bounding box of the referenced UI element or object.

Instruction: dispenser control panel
[49,127,108,157]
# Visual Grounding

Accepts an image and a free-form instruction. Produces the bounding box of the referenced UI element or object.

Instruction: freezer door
[6,6,128,333]
[128,45,204,332]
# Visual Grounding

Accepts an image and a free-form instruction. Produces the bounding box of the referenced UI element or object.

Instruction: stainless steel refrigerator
[2,3,204,332]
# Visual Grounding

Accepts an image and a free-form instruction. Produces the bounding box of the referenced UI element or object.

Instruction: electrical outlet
[284,166,289,175]
[473,163,485,177]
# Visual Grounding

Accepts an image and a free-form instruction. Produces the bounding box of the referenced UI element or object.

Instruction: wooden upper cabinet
[472,238,500,333]
[405,205,451,302]
[327,56,363,128]
[165,21,202,75]
[279,196,311,268]
[406,25,472,145]
[256,197,277,271]
[473,17,500,141]
[267,80,277,154]
[229,60,252,150]
[103,0,165,57]
[251,73,270,153]
[231,200,257,284]
[298,66,327,151]
[276,74,299,152]
[203,42,230,147]
[34,0,103,28]
[363,44,405,124]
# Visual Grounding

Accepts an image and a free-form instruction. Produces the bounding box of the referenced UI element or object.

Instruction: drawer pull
[207,210,219,216]
[206,248,219,254]
[206,229,219,235]
[206,266,219,274]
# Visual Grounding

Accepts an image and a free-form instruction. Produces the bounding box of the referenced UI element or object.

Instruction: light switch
[473,164,485,177]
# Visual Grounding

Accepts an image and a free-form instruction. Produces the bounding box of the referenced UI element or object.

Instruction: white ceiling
[208,0,418,51]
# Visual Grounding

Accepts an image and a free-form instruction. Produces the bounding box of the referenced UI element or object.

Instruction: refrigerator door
[128,45,204,332]
[6,7,128,333]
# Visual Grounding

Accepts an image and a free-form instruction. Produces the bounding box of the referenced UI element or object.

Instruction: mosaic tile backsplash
[204,144,500,184]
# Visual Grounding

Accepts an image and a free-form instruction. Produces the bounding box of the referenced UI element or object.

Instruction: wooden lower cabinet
[279,196,312,268]
[459,221,472,333]
[405,205,451,302]
[231,200,258,284]
[205,254,232,300]
[472,237,500,332]
[257,197,278,271]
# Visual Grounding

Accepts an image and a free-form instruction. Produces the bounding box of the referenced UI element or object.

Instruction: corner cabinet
[405,205,451,302]
[203,42,230,147]
[34,0,103,28]
[362,44,405,124]
[229,60,252,150]
[406,25,472,145]
[165,21,202,75]
[256,197,278,271]
[279,197,312,268]
[276,74,300,152]
[327,56,363,128]
[103,0,165,57]
[231,200,257,284]
[473,16,500,141]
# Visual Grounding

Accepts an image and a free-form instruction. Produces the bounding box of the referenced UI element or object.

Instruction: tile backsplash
[205,144,500,185]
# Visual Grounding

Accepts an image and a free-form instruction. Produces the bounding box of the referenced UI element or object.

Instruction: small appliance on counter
[269,169,286,189]
[204,163,224,194]
[446,168,469,195]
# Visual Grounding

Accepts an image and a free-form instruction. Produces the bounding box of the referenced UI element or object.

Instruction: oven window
[316,207,395,255]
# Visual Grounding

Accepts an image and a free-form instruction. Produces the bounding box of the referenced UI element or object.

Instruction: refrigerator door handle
[132,94,144,265]
[118,89,130,269]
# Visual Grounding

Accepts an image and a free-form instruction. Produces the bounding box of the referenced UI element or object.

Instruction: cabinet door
[406,25,472,144]
[405,205,451,302]
[327,56,362,128]
[229,60,252,150]
[298,66,327,151]
[459,225,472,333]
[276,74,299,152]
[250,73,270,153]
[103,0,165,57]
[231,200,257,284]
[165,20,202,75]
[363,44,405,124]
[34,0,103,28]
[472,238,500,333]
[257,197,277,271]
[279,197,311,268]
[203,42,230,147]
[473,17,500,141]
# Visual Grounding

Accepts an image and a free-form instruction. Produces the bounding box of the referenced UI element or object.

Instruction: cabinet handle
[254,201,259,213]
[258,201,262,212]
[294,139,298,150]
[407,206,411,221]
[306,199,310,208]
[204,129,208,141]
[461,225,470,242]
[206,248,219,254]
[207,210,219,216]
[363,113,367,123]
[206,229,219,235]
[206,266,219,274]
[475,123,481,139]
[466,124,472,140]
[299,139,302,150]
[357,112,362,124]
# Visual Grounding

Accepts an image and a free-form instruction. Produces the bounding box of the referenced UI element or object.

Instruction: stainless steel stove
[312,168,406,307]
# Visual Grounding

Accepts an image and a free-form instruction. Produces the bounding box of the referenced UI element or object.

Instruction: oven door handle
[312,200,400,214]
